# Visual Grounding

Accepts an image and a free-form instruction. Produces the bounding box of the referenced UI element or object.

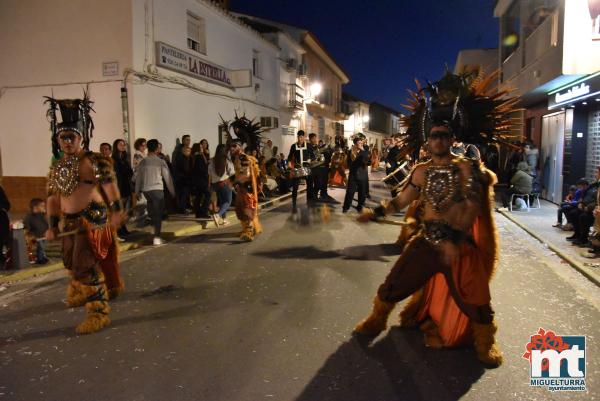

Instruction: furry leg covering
[354,295,395,336]
[471,319,503,367]
[399,290,423,328]
[74,271,111,335]
[66,278,89,308]
[240,219,255,242]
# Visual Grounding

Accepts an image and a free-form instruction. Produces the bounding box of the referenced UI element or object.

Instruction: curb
[498,210,600,288]
[0,192,297,285]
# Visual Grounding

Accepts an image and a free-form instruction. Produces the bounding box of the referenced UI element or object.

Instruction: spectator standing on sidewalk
[262,139,274,161]
[24,198,49,265]
[175,145,194,213]
[172,134,191,168]
[132,138,147,172]
[112,139,134,238]
[99,142,112,158]
[192,139,211,218]
[135,139,175,246]
[209,144,235,225]
[0,184,9,266]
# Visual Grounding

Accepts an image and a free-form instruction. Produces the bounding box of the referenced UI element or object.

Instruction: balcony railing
[336,101,351,116]
[286,84,304,110]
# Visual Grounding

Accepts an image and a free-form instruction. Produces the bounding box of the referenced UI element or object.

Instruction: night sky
[231,0,499,113]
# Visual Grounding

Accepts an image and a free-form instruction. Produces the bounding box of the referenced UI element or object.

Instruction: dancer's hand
[440,241,460,267]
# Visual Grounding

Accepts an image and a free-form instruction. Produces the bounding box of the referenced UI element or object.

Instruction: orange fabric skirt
[86,223,123,292]
[415,242,490,347]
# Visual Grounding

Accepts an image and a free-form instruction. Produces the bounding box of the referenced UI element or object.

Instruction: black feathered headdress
[219,111,264,153]
[398,69,520,160]
[44,90,95,158]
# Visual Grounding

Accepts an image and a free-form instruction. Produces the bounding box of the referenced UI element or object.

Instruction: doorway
[541,112,565,203]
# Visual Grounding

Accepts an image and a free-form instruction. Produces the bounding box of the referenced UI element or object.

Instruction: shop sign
[156,42,238,88]
[548,73,600,109]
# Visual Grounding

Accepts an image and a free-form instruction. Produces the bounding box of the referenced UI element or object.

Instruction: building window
[318,117,325,137]
[253,50,261,78]
[187,12,206,54]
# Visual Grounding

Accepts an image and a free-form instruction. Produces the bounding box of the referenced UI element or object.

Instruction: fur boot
[240,220,254,242]
[66,279,91,308]
[76,300,111,335]
[420,319,444,348]
[471,320,503,366]
[74,271,111,335]
[354,295,395,336]
[399,290,423,328]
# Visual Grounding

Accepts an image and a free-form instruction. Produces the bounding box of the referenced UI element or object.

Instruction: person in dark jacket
[287,130,316,209]
[567,175,599,246]
[191,139,211,218]
[112,139,133,237]
[175,145,194,213]
[0,184,10,266]
[385,136,402,175]
[342,134,370,213]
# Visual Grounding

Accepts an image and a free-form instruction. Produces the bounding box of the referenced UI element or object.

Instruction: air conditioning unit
[297,63,308,77]
[260,116,279,128]
[286,58,297,70]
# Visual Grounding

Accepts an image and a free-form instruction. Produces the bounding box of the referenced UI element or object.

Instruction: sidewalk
[0,189,301,285]
[497,199,600,287]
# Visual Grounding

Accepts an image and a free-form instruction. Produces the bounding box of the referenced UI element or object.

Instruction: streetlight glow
[310,82,322,97]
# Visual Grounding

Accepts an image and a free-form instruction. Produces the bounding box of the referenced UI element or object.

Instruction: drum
[288,166,312,178]
[382,161,411,190]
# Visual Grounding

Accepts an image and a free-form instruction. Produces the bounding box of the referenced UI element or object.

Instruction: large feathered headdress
[44,90,95,158]
[220,111,264,152]
[399,69,520,160]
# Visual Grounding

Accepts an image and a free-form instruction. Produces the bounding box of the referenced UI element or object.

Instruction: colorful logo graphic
[523,328,586,392]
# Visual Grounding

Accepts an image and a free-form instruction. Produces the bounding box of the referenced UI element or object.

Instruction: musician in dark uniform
[342,133,370,213]
[385,136,402,176]
[308,134,334,203]
[288,130,316,210]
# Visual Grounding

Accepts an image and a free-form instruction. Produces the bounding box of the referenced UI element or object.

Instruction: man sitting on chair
[501,161,532,209]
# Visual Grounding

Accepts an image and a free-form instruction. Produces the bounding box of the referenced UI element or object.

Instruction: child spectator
[24,198,49,265]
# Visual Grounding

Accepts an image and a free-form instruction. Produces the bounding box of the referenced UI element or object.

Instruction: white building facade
[0,0,300,210]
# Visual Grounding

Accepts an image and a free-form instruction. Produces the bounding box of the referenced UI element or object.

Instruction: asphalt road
[0,181,599,401]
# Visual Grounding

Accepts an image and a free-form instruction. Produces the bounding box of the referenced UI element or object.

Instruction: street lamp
[310,82,322,97]
[362,115,370,123]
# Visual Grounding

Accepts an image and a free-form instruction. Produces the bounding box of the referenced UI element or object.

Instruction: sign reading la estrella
[156,41,232,88]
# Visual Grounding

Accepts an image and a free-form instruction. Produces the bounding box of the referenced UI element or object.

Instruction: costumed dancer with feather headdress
[44,94,125,335]
[225,114,263,241]
[353,70,520,367]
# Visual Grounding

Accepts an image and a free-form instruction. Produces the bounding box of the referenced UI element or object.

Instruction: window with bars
[187,12,206,54]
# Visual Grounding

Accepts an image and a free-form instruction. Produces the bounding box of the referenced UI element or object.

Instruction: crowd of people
[553,168,600,259]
